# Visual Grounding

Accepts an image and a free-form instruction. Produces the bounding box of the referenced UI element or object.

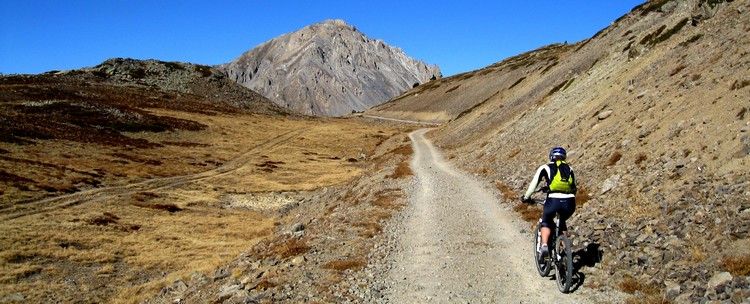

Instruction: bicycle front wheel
[533,223,551,277]
[554,234,573,293]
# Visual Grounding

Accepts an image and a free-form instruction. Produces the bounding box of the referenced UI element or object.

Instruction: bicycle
[527,195,574,293]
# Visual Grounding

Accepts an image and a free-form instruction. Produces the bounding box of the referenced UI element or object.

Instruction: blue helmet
[549,147,567,161]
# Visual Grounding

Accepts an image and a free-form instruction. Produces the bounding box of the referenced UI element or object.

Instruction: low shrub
[260,238,309,260]
[321,259,367,272]
[721,254,750,276]
[731,80,750,90]
[607,151,623,166]
[387,160,412,178]
[619,275,660,295]
[493,180,515,201]
[737,107,747,120]
[679,34,703,47]
[634,152,648,165]
[86,212,120,226]
[513,202,542,223]
[131,202,182,213]
[575,184,591,207]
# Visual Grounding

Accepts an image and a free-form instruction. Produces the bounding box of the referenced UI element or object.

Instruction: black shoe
[538,244,549,263]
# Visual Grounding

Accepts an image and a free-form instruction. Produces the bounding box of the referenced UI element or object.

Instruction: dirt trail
[381,129,588,303]
[0,129,304,221]
[359,114,441,126]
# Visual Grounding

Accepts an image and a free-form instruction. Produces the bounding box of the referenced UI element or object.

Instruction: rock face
[218,19,441,116]
[82,58,288,115]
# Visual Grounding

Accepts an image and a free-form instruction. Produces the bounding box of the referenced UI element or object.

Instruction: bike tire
[533,223,552,277]
[554,234,573,293]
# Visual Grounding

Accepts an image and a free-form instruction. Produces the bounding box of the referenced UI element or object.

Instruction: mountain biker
[521,147,577,262]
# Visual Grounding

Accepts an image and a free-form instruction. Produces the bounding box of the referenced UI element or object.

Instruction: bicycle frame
[531,198,574,293]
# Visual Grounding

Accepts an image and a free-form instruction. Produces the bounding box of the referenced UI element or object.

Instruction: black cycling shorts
[541,197,576,231]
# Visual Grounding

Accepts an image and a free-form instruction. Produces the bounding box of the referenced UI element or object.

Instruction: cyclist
[521,147,577,262]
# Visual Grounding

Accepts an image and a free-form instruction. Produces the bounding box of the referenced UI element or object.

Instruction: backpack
[548,160,574,194]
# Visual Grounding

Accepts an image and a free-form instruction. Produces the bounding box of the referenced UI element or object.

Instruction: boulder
[707,272,733,291]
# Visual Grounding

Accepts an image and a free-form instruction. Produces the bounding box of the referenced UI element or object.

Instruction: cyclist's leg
[540,197,558,246]
[557,197,576,237]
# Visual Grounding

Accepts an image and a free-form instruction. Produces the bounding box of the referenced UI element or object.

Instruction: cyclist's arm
[523,165,548,200]
[570,169,577,194]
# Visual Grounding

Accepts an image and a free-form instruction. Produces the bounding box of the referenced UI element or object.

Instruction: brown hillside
[369,0,749,302]
[0,61,414,302]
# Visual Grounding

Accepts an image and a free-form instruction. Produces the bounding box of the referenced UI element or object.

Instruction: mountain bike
[529,198,574,293]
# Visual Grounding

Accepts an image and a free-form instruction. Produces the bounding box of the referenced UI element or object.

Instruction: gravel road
[367,129,591,303]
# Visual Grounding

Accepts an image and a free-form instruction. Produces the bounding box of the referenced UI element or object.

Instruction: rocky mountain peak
[218,20,441,116]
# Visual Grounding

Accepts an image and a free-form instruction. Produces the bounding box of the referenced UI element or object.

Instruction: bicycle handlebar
[520,186,548,204]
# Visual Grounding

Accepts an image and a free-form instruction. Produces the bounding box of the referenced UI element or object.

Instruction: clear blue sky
[1,1,644,77]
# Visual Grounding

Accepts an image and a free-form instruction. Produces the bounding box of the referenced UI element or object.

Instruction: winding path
[1,129,304,220]
[381,129,587,303]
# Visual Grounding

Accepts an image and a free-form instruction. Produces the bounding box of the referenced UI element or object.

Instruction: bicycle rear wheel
[554,234,573,293]
[533,223,551,277]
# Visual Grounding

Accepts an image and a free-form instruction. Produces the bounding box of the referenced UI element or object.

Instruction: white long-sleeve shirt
[523,162,576,200]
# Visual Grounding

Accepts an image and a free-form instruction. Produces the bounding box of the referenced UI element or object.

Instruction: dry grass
[262,238,310,260]
[0,103,405,302]
[388,144,413,157]
[607,151,623,166]
[493,180,516,201]
[508,147,521,159]
[721,254,750,276]
[357,191,405,238]
[385,145,414,179]
[388,160,413,179]
[372,190,405,209]
[576,184,591,207]
[634,152,648,165]
[623,193,660,222]
[618,275,661,296]
[356,221,384,238]
[320,259,367,272]
[2,203,274,302]
[256,278,279,290]
[669,65,686,77]
[513,202,542,223]
[624,296,670,304]
[131,202,183,213]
